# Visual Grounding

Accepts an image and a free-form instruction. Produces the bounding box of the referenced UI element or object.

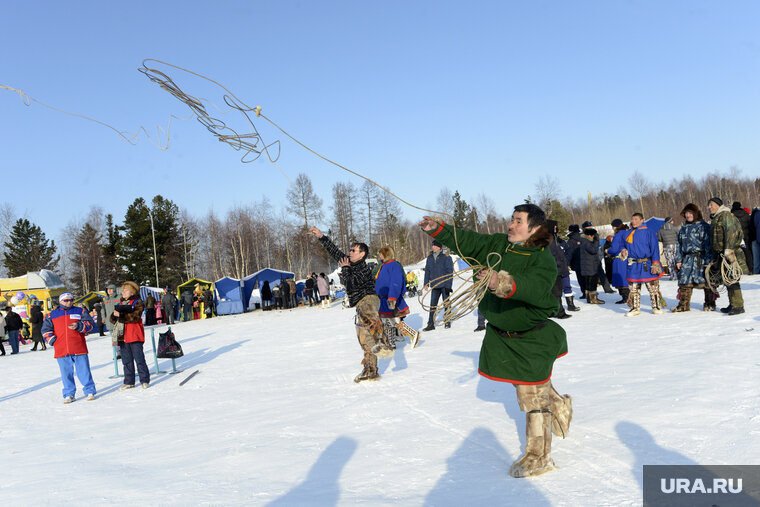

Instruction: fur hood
[524,223,553,248]
[680,203,704,222]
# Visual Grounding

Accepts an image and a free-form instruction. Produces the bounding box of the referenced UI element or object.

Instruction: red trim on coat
[429,221,445,237]
[627,272,664,282]
[476,351,568,385]
[378,307,410,317]
[503,280,517,299]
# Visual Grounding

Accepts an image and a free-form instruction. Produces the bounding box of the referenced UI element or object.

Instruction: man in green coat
[707,197,748,315]
[419,203,571,478]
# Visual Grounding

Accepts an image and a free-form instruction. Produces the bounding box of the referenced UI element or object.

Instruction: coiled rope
[705,255,743,293]
[138,59,501,325]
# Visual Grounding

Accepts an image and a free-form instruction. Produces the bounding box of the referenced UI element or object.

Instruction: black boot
[423,324,435,332]
[556,303,572,319]
[565,296,580,311]
[615,288,630,304]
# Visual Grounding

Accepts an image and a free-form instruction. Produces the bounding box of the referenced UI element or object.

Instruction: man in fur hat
[672,203,714,312]
[419,204,571,478]
[707,197,748,315]
[606,212,664,316]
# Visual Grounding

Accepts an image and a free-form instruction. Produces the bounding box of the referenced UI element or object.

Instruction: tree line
[1,169,757,295]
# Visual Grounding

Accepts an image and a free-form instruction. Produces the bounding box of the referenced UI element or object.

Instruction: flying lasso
[137,59,500,325]
[0,83,189,150]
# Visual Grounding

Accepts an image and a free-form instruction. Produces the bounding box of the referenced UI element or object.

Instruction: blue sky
[3,1,759,240]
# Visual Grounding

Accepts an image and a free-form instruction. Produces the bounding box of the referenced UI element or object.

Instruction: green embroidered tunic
[428,223,567,384]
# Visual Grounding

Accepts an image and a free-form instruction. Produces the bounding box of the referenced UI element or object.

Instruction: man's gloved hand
[651,263,663,275]
[387,299,396,310]
[724,249,737,263]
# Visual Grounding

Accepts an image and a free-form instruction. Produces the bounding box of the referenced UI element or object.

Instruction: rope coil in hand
[705,256,743,292]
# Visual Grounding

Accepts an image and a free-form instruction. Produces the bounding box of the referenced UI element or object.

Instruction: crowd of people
[1,196,756,479]
[552,198,755,317]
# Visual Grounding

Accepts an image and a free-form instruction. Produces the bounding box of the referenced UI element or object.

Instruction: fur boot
[646,282,664,315]
[354,351,380,383]
[549,385,573,438]
[509,410,555,478]
[510,383,557,478]
[703,289,716,311]
[672,286,692,312]
[626,283,641,317]
[587,291,605,304]
[565,296,580,311]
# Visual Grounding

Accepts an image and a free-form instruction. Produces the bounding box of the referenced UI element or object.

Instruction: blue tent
[139,286,164,304]
[241,268,295,310]
[214,276,245,315]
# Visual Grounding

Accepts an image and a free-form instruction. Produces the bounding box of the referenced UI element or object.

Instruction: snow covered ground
[2,275,759,506]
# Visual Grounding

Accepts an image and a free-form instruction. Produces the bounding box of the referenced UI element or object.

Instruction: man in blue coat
[423,240,454,331]
[607,213,664,317]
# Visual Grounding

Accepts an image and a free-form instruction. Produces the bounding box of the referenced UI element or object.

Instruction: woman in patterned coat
[672,203,713,312]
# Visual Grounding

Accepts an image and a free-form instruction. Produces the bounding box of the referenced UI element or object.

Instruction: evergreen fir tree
[452,191,472,229]
[101,214,123,285]
[120,196,183,288]
[2,219,59,276]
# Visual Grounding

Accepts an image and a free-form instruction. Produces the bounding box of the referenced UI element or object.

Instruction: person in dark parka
[29,301,46,350]
[565,224,585,298]
[606,219,631,304]
[422,240,454,331]
[731,201,753,272]
[260,280,273,310]
[546,220,572,318]
[579,226,605,304]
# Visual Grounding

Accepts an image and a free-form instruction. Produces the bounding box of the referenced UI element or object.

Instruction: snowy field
[2,275,759,506]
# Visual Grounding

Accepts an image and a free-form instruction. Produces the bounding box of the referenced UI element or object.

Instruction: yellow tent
[0,269,68,317]
[73,291,107,310]
[176,277,213,320]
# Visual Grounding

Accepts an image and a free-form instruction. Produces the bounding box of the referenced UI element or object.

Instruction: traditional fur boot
[565,296,580,311]
[509,409,555,478]
[671,286,692,312]
[588,291,605,304]
[626,284,641,317]
[647,283,664,315]
[549,386,573,438]
[354,352,380,383]
[703,289,716,311]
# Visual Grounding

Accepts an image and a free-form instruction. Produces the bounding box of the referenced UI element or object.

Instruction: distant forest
[1,168,757,295]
